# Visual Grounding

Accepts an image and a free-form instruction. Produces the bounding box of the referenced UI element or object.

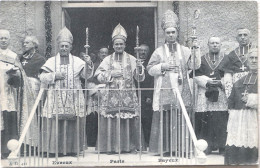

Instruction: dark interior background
[68,7,155,58]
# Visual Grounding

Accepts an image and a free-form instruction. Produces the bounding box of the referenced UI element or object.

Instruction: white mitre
[112,23,127,42]
[57,27,73,44]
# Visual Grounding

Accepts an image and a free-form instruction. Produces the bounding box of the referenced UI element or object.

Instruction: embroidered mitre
[57,27,73,44]
[161,10,179,30]
[112,24,127,42]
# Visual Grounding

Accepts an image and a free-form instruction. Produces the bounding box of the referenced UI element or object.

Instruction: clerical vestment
[20,52,46,93]
[225,73,258,164]
[94,52,145,153]
[147,43,200,111]
[39,53,93,154]
[0,48,36,150]
[0,49,19,113]
[40,53,93,119]
[220,44,256,97]
[193,54,228,112]
[18,52,45,146]
[94,52,145,118]
[147,43,200,154]
[0,48,20,155]
[193,53,228,152]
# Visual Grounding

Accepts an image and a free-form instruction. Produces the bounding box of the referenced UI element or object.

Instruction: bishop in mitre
[39,27,93,157]
[147,10,201,155]
[94,24,146,154]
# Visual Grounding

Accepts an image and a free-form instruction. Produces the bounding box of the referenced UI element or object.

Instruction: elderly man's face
[0,32,10,50]
[236,29,250,46]
[58,42,72,57]
[164,27,178,43]
[113,39,125,54]
[98,48,108,61]
[247,51,258,71]
[23,37,35,52]
[208,37,221,54]
[139,45,149,60]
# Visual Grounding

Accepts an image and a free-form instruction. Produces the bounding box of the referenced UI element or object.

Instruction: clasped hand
[55,72,66,80]
[161,63,177,71]
[111,70,123,78]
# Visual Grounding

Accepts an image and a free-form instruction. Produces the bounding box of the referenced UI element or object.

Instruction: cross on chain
[240,64,247,71]
[242,89,248,97]
[22,60,28,66]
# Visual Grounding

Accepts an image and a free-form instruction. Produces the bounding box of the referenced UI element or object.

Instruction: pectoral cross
[240,64,247,71]
[242,89,248,97]
[22,60,28,66]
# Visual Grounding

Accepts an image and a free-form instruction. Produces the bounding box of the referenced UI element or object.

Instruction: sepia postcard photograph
[0,0,259,167]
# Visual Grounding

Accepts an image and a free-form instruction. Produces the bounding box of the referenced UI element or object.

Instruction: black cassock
[225,73,258,165]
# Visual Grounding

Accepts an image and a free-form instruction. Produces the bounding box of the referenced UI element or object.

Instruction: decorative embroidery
[100,53,139,118]
[42,54,85,118]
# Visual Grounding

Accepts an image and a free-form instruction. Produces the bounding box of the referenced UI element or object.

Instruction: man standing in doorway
[94,24,145,154]
[137,44,154,147]
[147,10,201,156]
[39,27,93,157]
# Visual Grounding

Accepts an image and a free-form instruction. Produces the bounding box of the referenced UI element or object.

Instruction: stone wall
[50,1,63,56]
[0,1,45,56]
[178,1,258,55]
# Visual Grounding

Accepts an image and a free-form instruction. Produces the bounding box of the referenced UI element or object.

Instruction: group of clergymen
[0,10,258,165]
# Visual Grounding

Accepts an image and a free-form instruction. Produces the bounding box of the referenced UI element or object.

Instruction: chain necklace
[205,52,224,76]
[235,44,250,71]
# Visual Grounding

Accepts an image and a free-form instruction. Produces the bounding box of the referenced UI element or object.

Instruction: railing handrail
[7,87,206,163]
[174,88,207,161]
[8,88,45,159]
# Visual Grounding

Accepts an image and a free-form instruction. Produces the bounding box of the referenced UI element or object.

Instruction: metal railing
[6,87,207,166]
